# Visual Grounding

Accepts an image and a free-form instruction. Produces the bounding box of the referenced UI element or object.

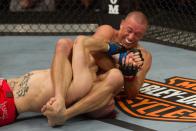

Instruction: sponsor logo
[116,76,196,122]
[108,0,119,14]
[0,101,8,120]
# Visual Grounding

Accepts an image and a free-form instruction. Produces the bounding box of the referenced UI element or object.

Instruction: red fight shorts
[0,79,17,126]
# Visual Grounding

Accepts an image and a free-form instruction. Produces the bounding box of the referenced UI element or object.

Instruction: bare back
[7,54,99,114]
[7,69,54,113]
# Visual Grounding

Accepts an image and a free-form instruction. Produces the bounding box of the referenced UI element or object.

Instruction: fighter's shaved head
[125,11,148,27]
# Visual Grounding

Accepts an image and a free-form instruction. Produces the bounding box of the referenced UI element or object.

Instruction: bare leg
[42,37,95,126]
[51,38,73,101]
[42,36,123,126]
[43,68,123,126]
[66,36,95,104]
[41,38,73,125]
[63,68,123,120]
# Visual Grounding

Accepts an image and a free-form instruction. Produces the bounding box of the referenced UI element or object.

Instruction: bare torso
[8,69,54,113]
[7,53,99,114]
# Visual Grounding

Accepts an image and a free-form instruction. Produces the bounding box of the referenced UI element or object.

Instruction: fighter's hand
[41,97,66,126]
[132,51,144,69]
[123,52,135,67]
[120,52,137,77]
[119,49,144,77]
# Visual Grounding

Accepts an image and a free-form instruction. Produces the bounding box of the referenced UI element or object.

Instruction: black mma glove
[118,48,144,76]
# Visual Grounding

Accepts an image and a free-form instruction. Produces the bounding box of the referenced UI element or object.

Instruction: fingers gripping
[118,48,144,76]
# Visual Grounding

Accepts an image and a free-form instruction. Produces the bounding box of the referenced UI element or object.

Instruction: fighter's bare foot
[47,113,66,127]
[41,97,67,126]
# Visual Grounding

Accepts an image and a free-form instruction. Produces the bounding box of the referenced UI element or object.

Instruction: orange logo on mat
[116,76,196,122]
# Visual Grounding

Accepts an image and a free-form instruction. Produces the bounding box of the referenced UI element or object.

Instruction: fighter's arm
[75,35,108,52]
[75,35,125,55]
[74,25,115,52]
[92,25,115,40]
[123,50,152,98]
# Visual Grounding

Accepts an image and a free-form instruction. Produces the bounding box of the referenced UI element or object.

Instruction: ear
[120,20,125,29]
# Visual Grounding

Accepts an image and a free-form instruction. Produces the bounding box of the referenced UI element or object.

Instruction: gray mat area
[0,36,196,131]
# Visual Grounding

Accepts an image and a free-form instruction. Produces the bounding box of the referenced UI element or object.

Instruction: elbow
[126,89,139,99]
[127,93,138,99]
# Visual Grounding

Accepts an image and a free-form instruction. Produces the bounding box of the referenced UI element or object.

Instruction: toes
[41,105,46,113]
[49,97,56,105]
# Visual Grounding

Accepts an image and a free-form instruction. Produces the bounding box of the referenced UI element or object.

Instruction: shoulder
[96,25,114,31]
[93,25,115,40]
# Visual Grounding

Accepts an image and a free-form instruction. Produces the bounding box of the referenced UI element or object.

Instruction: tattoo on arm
[16,73,33,98]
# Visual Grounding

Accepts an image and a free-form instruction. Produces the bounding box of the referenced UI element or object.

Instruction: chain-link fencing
[0,0,195,50]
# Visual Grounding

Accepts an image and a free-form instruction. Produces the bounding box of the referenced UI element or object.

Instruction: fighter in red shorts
[0,79,17,126]
[0,37,127,126]
[1,11,151,127]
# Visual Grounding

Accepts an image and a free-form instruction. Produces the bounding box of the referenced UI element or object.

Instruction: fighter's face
[119,17,147,48]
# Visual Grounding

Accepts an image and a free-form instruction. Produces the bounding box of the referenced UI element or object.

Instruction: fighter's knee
[74,35,87,46]
[56,38,73,55]
[75,35,85,41]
